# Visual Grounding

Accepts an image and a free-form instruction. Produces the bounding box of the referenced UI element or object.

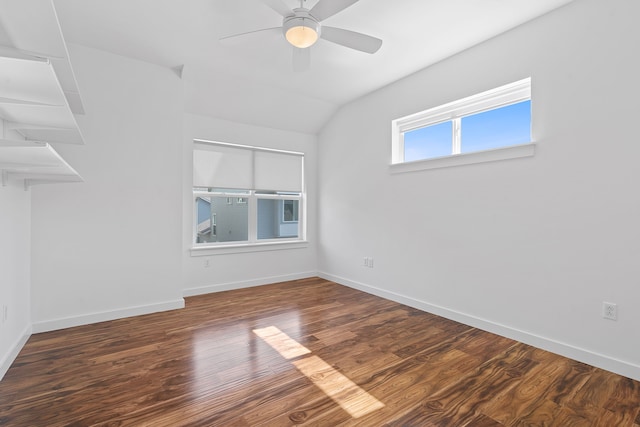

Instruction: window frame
[191,140,306,255]
[391,78,534,172]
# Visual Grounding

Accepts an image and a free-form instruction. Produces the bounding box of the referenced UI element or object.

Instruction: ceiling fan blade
[292,47,310,72]
[262,0,293,17]
[310,0,359,21]
[220,27,282,43]
[320,26,382,54]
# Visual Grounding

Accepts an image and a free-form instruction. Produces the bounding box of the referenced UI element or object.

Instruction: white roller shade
[254,150,303,192]
[193,143,253,189]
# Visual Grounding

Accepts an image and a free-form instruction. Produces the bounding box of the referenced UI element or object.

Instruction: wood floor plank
[1,277,639,426]
[483,356,583,425]
[462,413,506,427]
[382,343,538,426]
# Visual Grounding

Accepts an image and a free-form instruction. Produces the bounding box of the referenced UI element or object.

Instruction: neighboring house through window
[283,199,298,222]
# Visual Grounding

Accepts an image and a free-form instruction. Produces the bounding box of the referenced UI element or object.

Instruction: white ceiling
[50,0,574,134]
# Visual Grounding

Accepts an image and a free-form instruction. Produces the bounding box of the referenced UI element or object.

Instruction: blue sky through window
[461,100,531,153]
[404,121,452,161]
[402,100,531,161]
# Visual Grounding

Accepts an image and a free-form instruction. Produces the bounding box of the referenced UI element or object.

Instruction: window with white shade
[193,140,304,248]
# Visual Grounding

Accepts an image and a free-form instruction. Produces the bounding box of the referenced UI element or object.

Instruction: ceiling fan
[221,0,383,71]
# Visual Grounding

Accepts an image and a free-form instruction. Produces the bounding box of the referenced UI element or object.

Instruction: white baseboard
[0,325,32,381]
[319,272,640,382]
[184,271,317,297]
[31,299,186,334]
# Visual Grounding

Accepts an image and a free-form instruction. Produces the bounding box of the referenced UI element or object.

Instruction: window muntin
[392,78,532,164]
[193,140,304,247]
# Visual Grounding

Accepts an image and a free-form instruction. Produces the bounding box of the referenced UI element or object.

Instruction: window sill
[390,143,535,174]
[191,240,309,256]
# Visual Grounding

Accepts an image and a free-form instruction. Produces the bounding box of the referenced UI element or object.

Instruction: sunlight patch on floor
[253,326,384,419]
[253,326,311,360]
[293,355,385,418]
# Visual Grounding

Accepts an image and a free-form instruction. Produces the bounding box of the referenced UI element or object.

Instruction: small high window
[392,78,532,169]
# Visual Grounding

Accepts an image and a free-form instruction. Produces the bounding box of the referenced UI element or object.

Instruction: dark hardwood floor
[1,277,639,426]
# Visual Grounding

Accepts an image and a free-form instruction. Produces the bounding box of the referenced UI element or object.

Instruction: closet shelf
[0,140,82,188]
[0,54,85,145]
[0,49,84,189]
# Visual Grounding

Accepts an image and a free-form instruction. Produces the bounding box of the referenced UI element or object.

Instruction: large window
[392,78,533,169]
[193,140,304,247]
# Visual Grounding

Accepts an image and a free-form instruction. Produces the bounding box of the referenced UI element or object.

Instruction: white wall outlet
[602,302,617,321]
[369,257,374,268]
[363,257,368,267]
[204,258,211,268]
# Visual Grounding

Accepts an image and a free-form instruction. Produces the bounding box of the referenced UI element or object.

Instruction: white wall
[30,45,185,332]
[318,0,640,380]
[182,113,317,295]
[0,137,32,378]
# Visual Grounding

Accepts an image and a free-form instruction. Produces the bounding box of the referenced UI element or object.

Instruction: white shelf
[0,139,82,188]
[0,45,85,188]
[0,0,86,115]
[0,55,84,145]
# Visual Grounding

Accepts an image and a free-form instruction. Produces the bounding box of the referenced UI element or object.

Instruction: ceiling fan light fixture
[283,16,319,48]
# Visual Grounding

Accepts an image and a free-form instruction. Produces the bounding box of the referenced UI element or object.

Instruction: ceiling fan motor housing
[283,9,321,48]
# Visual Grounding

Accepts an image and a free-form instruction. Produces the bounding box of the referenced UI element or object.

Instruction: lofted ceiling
[46,0,573,134]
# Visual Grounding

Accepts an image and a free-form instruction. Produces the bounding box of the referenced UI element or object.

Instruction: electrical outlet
[363,257,368,267]
[204,258,211,268]
[369,257,374,268]
[602,302,617,321]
